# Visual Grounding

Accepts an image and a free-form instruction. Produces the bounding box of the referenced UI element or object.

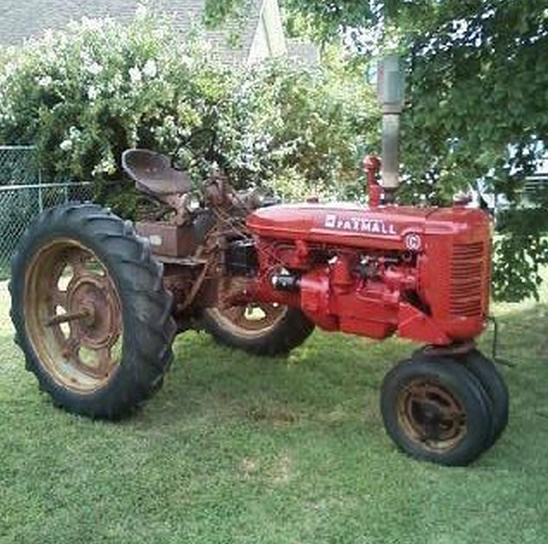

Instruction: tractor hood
[247,202,489,251]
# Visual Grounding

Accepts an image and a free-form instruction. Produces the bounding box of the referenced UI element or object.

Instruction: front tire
[460,349,509,446]
[380,356,493,466]
[10,203,176,419]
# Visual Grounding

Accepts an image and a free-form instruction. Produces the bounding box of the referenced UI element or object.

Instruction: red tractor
[9,60,508,466]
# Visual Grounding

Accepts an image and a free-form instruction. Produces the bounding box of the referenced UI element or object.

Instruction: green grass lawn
[1,281,547,544]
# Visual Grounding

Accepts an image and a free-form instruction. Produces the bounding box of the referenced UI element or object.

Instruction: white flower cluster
[4,62,18,77]
[87,86,100,101]
[135,4,148,20]
[59,126,82,152]
[129,59,158,86]
[87,62,103,76]
[79,17,106,33]
[153,115,180,146]
[37,75,53,88]
[143,60,157,79]
[92,154,116,176]
[181,55,194,68]
[129,67,142,85]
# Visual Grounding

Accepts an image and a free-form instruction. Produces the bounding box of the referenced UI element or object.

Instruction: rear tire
[380,356,493,466]
[202,305,314,356]
[10,203,177,419]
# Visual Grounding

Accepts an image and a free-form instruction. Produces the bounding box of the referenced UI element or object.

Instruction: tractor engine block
[228,203,492,347]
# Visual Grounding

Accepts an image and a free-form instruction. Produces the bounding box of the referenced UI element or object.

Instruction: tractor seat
[121,149,192,197]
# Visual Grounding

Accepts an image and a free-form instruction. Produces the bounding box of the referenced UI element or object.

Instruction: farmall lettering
[324,213,397,236]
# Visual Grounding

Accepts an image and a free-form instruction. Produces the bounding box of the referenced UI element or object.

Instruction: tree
[390,0,548,301]
[206,0,548,301]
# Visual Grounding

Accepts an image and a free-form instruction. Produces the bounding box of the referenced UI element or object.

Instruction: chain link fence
[0,146,93,278]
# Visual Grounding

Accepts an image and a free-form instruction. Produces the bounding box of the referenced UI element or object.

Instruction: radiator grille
[450,242,486,317]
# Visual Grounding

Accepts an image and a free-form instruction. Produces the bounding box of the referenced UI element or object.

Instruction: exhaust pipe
[378,56,405,202]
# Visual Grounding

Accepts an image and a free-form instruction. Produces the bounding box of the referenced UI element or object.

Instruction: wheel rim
[208,303,287,339]
[397,378,467,452]
[24,238,123,393]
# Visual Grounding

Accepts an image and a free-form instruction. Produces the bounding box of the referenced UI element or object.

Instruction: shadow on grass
[2,299,548,544]
[3,296,547,470]
[126,301,548,464]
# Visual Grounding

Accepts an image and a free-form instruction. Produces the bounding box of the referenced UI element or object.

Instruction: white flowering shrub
[0,12,377,214]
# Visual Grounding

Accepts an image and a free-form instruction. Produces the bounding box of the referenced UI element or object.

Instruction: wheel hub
[399,379,466,451]
[67,274,120,349]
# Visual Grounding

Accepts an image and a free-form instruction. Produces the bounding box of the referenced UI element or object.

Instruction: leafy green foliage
[493,232,548,302]
[493,207,548,302]
[206,0,548,301]
[398,1,548,302]
[0,12,377,216]
[2,2,545,300]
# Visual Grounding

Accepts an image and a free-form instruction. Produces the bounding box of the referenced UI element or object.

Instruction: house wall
[248,0,286,64]
[248,19,271,64]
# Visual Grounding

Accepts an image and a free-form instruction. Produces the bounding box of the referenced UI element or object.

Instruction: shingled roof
[0,0,263,64]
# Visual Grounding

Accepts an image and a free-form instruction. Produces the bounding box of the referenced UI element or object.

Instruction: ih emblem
[324,214,397,235]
